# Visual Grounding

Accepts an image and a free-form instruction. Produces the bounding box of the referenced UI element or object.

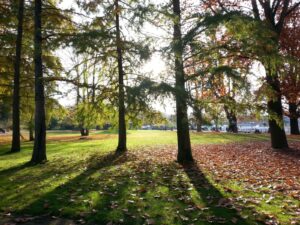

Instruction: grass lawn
[0,131,299,225]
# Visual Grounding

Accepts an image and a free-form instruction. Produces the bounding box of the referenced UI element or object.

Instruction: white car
[238,124,269,133]
[254,124,269,133]
[238,126,255,133]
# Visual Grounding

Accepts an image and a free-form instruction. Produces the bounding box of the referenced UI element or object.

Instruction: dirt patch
[0,133,116,145]
[47,134,115,142]
[0,134,11,145]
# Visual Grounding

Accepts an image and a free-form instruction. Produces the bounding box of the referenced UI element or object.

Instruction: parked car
[202,126,209,131]
[211,127,222,132]
[238,125,256,133]
[254,124,269,133]
[238,124,269,133]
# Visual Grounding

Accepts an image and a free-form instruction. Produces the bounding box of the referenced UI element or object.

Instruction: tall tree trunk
[29,115,34,141]
[224,106,238,133]
[289,102,300,135]
[80,128,89,137]
[172,0,193,163]
[31,0,46,163]
[80,128,85,136]
[29,127,34,141]
[115,0,127,153]
[11,0,24,153]
[266,73,288,148]
[215,118,219,132]
[76,68,84,137]
[193,107,202,132]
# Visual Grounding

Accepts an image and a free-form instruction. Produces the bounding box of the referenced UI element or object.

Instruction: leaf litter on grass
[2,142,300,224]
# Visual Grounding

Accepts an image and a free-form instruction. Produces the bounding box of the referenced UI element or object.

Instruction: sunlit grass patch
[0,131,299,224]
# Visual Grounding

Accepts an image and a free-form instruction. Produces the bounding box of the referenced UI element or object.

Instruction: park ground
[0,131,300,225]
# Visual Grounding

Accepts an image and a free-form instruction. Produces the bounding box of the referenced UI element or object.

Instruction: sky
[56,0,176,115]
[55,0,265,116]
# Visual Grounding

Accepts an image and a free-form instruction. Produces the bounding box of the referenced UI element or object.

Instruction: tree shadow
[5,150,268,225]
[12,152,135,221]
[273,146,300,159]
[0,150,15,156]
[0,147,24,156]
[183,162,263,225]
[0,152,81,176]
[0,142,33,158]
[0,161,33,174]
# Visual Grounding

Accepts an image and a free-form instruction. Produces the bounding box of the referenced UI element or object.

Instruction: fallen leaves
[192,142,300,198]
[1,141,300,224]
[130,142,300,224]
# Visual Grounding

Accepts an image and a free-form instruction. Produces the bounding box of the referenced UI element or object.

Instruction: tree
[115,0,127,152]
[74,0,151,152]
[31,0,46,163]
[185,27,252,134]
[257,1,289,148]
[172,0,193,163]
[11,0,24,153]
[0,1,15,132]
[65,56,105,137]
[249,0,299,147]
[200,0,300,148]
[280,7,300,135]
[21,91,35,141]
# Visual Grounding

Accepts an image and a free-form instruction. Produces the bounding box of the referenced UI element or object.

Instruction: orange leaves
[193,141,300,200]
[280,5,300,103]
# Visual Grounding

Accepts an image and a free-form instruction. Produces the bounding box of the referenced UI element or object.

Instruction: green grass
[0,131,264,169]
[0,131,298,224]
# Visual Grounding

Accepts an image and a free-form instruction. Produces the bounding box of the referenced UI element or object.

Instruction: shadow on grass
[0,146,29,157]
[0,150,16,157]
[183,162,258,225]
[13,152,135,221]
[0,161,32,174]
[0,142,33,159]
[9,150,267,225]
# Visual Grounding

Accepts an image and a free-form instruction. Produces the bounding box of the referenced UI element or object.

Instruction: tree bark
[193,107,202,132]
[224,106,238,133]
[29,115,34,141]
[80,127,85,136]
[80,128,89,136]
[29,125,34,141]
[215,118,219,132]
[196,123,202,132]
[11,0,24,153]
[266,73,288,148]
[31,0,47,163]
[172,0,193,163]
[115,0,127,153]
[289,102,300,135]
